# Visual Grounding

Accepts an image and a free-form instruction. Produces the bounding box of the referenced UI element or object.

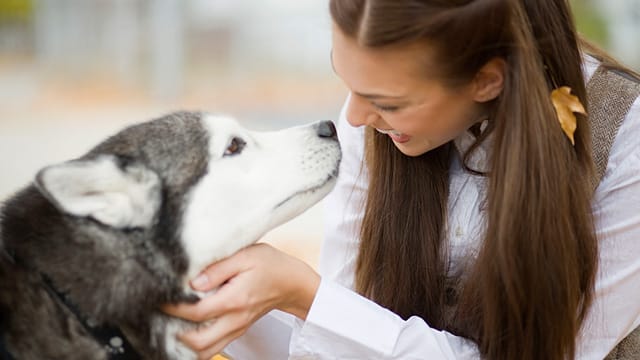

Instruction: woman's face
[331,27,485,157]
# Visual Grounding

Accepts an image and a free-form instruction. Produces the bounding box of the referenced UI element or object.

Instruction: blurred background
[1,0,639,269]
[0,0,345,267]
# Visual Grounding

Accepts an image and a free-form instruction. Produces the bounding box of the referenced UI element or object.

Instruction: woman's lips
[375,128,411,144]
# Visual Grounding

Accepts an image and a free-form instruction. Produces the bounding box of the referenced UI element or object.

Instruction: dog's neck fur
[0,185,197,358]
[3,185,194,314]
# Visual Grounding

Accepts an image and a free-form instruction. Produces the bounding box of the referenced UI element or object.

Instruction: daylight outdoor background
[1,0,639,270]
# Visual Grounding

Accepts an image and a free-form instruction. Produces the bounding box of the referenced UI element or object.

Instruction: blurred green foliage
[570,0,609,47]
[0,0,32,20]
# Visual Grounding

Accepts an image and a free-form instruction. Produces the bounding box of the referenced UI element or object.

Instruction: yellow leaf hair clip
[550,86,586,146]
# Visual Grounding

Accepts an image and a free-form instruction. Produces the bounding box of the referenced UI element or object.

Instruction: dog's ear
[34,154,161,229]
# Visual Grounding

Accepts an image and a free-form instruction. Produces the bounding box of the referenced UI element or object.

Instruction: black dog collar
[1,248,142,359]
[40,274,142,359]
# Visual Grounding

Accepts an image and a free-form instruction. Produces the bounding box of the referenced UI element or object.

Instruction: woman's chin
[393,139,433,157]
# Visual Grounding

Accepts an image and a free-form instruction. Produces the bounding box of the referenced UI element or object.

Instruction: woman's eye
[224,137,246,156]
[373,103,400,112]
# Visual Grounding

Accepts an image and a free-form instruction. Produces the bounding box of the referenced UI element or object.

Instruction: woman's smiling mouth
[375,128,412,143]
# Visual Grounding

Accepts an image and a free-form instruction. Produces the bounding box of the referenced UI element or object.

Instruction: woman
[165,0,640,358]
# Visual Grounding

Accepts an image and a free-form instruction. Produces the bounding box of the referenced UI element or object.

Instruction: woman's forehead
[331,27,438,98]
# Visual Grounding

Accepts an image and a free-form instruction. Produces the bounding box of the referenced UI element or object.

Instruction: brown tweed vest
[588,65,640,360]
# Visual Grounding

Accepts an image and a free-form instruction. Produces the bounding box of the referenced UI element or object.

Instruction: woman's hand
[162,242,321,360]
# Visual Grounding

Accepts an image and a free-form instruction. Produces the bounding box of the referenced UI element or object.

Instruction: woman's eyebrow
[354,91,405,100]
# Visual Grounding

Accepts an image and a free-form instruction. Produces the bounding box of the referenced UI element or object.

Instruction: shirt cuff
[291,278,403,358]
[290,279,479,359]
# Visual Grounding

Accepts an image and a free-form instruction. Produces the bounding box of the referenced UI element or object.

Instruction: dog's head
[33,111,341,284]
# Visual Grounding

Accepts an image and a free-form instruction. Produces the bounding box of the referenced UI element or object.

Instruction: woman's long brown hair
[330,0,599,359]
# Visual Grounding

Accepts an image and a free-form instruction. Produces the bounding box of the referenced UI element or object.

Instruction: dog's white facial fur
[181,114,340,281]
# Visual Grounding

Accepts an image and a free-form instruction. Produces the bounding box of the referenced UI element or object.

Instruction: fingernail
[191,274,209,290]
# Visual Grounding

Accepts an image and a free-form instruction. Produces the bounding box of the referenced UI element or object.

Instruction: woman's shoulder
[582,54,600,81]
[587,53,640,200]
[599,90,640,177]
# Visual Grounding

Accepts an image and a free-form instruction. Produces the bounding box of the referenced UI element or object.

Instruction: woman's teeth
[375,128,404,137]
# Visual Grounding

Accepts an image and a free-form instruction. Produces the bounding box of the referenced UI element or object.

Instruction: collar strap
[2,247,142,359]
[40,273,142,359]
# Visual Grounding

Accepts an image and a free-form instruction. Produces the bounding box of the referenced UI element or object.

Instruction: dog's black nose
[316,120,337,139]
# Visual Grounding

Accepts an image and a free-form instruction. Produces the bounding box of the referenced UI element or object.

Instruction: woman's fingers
[163,250,253,322]
[179,310,257,360]
[163,279,247,322]
[162,243,321,356]
[161,293,220,322]
[191,251,249,292]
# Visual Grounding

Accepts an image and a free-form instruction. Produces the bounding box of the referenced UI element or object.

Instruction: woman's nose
[345,93,380,127]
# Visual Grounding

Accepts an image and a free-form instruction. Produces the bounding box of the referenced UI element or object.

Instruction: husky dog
[0,111,341,360]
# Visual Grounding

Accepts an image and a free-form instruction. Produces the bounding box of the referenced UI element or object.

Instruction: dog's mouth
[274,170,338,209]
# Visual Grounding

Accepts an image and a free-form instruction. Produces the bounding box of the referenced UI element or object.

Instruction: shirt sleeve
[289,95,482,359]
[576,95,640,359]
[290,279,480,359]
[222,310,295,360]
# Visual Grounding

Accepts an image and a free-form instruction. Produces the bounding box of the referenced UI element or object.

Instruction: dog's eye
[224,137,245,157]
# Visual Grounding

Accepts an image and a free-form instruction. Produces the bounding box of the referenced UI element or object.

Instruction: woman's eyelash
[373,104,400,112]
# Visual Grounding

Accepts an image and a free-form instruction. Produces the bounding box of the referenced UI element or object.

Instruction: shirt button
[455,226,464,237]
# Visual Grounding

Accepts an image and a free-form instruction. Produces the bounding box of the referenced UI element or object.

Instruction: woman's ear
[472,57,506,102]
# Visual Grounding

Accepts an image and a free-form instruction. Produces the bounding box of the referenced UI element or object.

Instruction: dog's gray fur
[0,111,340,359]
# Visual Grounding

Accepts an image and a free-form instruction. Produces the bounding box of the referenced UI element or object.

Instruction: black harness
[1,248,142,359]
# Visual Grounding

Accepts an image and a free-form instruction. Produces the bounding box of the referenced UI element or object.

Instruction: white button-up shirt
[225,56,640,359]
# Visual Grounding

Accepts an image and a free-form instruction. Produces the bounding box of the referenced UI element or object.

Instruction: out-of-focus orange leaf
[550,86,586,145]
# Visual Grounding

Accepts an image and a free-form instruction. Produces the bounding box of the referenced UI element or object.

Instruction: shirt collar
[453,119,492,173]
